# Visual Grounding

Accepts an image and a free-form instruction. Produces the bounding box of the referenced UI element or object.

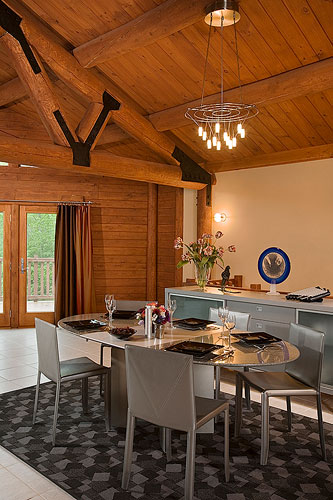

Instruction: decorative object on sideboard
[219,265,242,294]
[220,265,230,292]
[190,274,243,289]
[234,275,243,287]
[175,233,236,292]
[250,283,262,291]
[185,0,258,152]
[258,247,291,296]
[286,286,330,303]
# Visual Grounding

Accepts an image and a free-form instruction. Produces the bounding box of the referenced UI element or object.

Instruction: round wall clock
[258,247,291,295]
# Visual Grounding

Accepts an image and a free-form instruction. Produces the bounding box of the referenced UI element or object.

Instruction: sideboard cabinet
[165,286,333,394]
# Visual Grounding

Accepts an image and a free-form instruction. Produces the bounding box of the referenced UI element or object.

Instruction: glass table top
[58,314,299,368]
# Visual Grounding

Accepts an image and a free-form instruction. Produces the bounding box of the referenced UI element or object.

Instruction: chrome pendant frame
[186,0,259,151]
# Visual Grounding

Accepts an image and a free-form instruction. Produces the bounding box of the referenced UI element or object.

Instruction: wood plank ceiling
[0,0,331,176]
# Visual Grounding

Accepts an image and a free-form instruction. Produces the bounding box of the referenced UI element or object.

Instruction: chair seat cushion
[60,357,107,378]
[195,396,228,429]
[238,371,315,394]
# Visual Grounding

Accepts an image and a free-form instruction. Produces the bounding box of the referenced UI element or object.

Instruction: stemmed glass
[168,298,177,329]
[105,294,116,330]
[218,306,229,345]
[225,312,236,350]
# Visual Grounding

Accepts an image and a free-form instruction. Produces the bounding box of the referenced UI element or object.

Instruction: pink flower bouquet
[136,303,170,325]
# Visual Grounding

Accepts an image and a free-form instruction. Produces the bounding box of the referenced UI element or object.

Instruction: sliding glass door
[0,205,11,327]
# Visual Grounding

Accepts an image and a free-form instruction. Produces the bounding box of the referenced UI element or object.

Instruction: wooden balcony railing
[0,256,55,301]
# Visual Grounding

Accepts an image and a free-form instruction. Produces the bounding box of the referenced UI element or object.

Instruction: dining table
[58,313,300,432]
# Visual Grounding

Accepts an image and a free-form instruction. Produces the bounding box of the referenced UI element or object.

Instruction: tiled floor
[0,328,105,500]
[0,327,332,500]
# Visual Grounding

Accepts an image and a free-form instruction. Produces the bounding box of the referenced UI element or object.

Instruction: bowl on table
[109,326,136,340]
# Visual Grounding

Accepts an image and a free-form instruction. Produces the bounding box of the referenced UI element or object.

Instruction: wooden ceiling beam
[0,77,26,106]
[20,13,178,165]
[98,124,131,145]
[4,0,145,113]
[109,104,177,164]
[1,56,332,160]
[2,0,180,166]
[0,135,206,189]
[76,102,105,146]
[206,144,333,172]
[0,77,161,149]
[75,101,113,151]
[2,57,331,137]
[149,58,333,131]
[0,33,75,147]
[73,0,209,68]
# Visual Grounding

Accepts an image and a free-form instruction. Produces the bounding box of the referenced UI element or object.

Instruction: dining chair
[209,307,252,408]
[121,345,230,500]
[33,318,111,446]
[235,322,326,465]
[99,299,150,395]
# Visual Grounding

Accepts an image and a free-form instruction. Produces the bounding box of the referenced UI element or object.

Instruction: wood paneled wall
[0,164,182,316]
[157,185,183,303]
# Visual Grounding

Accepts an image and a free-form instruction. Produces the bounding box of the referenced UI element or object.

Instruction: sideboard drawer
[226,300,295,323]
[248,318,290,340]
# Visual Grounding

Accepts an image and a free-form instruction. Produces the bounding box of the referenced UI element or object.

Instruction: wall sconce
[214,212,228,223]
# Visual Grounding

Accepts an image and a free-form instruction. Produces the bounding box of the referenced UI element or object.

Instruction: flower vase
[194,264,211,291]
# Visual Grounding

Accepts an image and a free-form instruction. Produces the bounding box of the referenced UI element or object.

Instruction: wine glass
[168,298,177,329]
[225,312,236,350]
[105,294,116,330]
[217,307,229,344]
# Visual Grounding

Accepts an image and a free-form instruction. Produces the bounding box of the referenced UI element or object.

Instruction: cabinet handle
[256,322,263,329]
[256,306,263,312]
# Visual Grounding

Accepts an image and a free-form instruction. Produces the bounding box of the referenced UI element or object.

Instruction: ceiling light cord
[200,13,213,107]
[220,14,224,105]
[233,10,243,105]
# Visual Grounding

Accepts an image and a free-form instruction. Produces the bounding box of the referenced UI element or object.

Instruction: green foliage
[26,214,56,297]
[0,212,3,296]
[27,213,56,258]
[176,260,187,269]
[0,212,3,258]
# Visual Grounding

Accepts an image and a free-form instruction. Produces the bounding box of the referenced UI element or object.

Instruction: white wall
[211,158,333,292]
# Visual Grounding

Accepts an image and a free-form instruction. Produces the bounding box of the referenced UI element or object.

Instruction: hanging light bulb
[212,136,217,146]
[228,141,233,149]
[240,128,245,138]
[207,139,212,149]
[237,123,242,133]
[215,122,220,133]
[223,131,228,142]
[217,140,221,150]
[202,130,207,141]
[232,137,237,147]
[198,126,203,137]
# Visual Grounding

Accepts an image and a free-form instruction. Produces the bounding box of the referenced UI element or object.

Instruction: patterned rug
[0,379,332,500]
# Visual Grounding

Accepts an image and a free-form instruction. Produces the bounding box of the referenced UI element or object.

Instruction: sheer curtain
[54,204,96,323]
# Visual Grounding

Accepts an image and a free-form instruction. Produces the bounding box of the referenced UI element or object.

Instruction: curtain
[54,205,96,323]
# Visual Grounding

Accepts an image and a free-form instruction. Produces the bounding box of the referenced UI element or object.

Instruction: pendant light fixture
[185,0,258,151]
